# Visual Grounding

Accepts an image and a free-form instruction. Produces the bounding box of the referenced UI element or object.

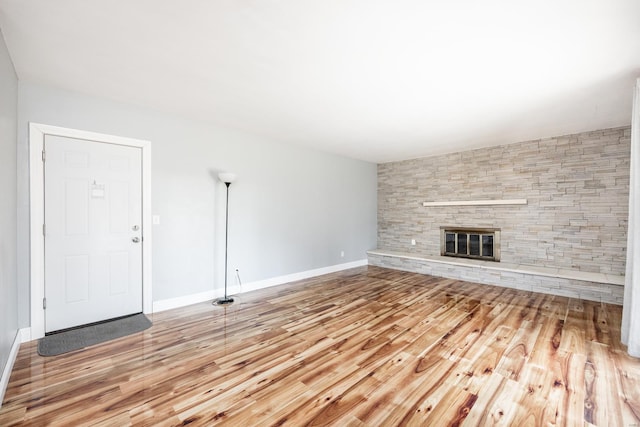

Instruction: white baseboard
[152,259,367,313]
[153,290,216,313]
[240,259,367,293]
[0,330,21,408]
[19,328,31,343]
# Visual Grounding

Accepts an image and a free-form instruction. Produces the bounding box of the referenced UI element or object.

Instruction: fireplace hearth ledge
[367,249,624,304]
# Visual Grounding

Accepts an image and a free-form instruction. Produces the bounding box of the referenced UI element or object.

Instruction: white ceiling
[0,1,639,163]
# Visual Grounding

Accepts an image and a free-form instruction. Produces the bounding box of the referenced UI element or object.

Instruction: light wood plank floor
[1,266,640,426]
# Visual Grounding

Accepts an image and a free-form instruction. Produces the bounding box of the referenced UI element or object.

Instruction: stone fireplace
[370,126,630,305]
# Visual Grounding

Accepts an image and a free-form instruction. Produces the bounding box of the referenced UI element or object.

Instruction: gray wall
[16,82,378,325]
[378,127,630,275]
[0,30,18,380]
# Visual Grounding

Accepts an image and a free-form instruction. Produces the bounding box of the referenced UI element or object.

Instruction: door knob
[132,237,140,243]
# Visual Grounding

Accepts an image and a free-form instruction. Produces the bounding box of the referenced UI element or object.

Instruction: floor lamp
[215,172,237,305]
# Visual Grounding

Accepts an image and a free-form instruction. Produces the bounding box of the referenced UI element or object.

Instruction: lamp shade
[218,172,237,184]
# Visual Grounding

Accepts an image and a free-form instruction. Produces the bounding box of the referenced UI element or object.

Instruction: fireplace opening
[440,227,500,262]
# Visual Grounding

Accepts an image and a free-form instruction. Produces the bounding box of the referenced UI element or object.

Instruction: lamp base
[214,297,234,306]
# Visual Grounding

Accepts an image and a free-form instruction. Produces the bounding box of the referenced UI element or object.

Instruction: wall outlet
[411,239,416,245]
[340,250,345,257]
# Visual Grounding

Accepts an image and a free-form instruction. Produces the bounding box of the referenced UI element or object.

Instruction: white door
[44,135,143,332]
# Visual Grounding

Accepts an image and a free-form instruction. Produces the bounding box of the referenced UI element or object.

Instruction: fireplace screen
[441,227,500,261]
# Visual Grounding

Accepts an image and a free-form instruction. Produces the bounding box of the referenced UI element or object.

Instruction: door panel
[64,179,89,235]
[44,135,143,332]
[64,255,89,303]
[109,181,130,233]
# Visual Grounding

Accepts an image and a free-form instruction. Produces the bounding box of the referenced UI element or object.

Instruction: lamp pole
[216,173,236,305]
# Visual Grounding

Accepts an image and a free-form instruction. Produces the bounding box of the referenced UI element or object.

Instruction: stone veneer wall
[378,127,631,276]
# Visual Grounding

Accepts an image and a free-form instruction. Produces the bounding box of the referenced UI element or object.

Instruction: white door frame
[29,123,152,340]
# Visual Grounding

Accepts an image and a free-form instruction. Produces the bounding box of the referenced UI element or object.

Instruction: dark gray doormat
[38,313,152,357]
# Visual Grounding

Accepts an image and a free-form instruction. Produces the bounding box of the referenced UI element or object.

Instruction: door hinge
[43,298,46,310]
[42,150,46,162]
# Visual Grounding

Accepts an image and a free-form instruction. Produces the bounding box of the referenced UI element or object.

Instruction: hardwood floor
[1,266,639,426]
